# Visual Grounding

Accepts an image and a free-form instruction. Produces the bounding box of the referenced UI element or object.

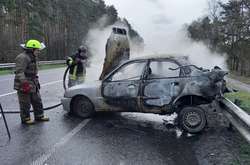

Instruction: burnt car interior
[101,57,227,115]
[146,60,180,79]
[142,60,183,109]
[102,60,147,111]
[101,58,191,112]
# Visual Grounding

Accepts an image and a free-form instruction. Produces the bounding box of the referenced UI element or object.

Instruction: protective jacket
[66,52,87,80]
[14,51,40,93]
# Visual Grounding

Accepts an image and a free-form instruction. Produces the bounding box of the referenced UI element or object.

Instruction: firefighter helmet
[78,45,87,53]
[20,39,46,50]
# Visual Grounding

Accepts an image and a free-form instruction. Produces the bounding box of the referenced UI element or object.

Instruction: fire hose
[0,66,70,140]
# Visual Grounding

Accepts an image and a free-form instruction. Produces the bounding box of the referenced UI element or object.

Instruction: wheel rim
[184,111,202,128]
[75,99,92,117]
[79,101,88,115]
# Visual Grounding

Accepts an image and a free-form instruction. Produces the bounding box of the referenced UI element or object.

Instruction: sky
[101,0,228,69]
[104,0,209,30]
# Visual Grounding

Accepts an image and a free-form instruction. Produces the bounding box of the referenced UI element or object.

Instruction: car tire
[72,96,95,118]
[178,106,206,133]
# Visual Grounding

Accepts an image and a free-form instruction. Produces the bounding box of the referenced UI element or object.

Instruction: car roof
[129,54,191,66]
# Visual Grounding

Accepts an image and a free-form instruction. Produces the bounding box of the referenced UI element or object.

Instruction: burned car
[61,55,228,133]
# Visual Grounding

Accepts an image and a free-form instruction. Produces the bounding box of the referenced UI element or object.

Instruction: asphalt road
[0,67,247,165]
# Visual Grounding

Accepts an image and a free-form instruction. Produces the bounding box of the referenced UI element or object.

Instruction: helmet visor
[20,44,26,49]
[39,42,46,50]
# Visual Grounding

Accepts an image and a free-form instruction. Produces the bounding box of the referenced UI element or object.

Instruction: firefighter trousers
[17,90,44,122]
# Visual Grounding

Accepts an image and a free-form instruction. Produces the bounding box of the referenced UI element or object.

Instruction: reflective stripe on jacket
[66,53,86,80]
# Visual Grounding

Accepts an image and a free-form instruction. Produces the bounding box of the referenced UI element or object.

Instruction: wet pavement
[40,113,198,165]
[0,68,248,165]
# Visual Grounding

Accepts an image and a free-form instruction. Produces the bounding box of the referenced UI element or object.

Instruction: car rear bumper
[61,97,72,112]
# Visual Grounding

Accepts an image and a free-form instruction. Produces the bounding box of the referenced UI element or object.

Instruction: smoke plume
[85,0,229,80]
[85,15,130,80]
[104,0,228,70]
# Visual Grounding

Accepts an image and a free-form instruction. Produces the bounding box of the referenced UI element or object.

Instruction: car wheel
[178,106,206,133]
[72,96,95,118]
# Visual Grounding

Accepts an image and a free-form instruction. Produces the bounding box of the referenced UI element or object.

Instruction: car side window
[110,62,146,81]
[148,61,180,78]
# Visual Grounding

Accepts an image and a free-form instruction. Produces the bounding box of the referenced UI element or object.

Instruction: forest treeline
[188,0,250,76]
[0,0,143,62]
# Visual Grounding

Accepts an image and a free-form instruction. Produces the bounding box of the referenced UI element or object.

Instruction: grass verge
[238,144,250,164]
[0,69,13,75]
[231,142,250,165]
[0,64,66,75]
[225,91,250,114]
[225,91,250,165]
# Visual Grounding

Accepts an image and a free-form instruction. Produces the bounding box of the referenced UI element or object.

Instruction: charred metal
[62,55,229,133]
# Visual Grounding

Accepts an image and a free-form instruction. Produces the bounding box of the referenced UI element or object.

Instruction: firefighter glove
[21,81,32,93]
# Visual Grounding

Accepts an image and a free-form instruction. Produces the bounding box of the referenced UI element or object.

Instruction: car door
[102,60,147,111]
[141,59,183,113]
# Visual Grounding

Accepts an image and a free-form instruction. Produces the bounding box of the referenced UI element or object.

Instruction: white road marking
[41,80,63,87]
[0,78,13,82]
[0,91,16,98]
[0,80,62,98]
[31,119,91,165]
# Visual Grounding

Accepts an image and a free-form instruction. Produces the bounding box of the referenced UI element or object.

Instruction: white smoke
[133,27,227,70]
[84,15,112,80]
[85,15,133,80]
[85,0,228,82]
[85,17,227,82]
[104,0,228,70]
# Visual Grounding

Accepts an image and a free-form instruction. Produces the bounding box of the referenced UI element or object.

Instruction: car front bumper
[61,97,72,112]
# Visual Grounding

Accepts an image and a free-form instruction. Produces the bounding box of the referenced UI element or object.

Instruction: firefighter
[66,46,88,87]
[14,39,49,125]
